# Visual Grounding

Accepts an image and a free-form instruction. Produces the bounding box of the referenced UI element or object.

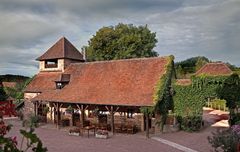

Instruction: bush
[177,115,202,132]
[229,112,240,126]
[208,125,240,152]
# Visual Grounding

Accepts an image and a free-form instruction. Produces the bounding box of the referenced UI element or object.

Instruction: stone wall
[24,93,39,117]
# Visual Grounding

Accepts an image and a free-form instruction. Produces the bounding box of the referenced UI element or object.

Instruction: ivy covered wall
[173,74,236,131]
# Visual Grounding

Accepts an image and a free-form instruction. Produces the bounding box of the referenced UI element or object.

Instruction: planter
[69,132,80,136]
[95,134,108,139]
[95,130,108,139]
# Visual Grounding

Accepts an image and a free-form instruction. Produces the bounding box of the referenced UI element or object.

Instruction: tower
[36,37,84,72]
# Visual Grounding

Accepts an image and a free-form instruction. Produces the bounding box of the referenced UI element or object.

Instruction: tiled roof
[55,74,71,82]
[195,62,233,76]
[36,37,84,61]
[2,82,16,88]
[24,72,61,93]
[32,57,171,106]
[175,79,192,86]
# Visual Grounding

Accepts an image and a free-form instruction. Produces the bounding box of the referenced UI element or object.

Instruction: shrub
[208,125,240,152]
[177,115,202,132]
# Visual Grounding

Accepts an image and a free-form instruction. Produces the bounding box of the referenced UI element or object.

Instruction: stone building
[24,37,173,134]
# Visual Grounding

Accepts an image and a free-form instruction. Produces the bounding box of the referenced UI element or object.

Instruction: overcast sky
[0,0,239,76]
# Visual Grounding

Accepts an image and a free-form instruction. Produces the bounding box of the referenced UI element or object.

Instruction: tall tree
[84,23,158,61]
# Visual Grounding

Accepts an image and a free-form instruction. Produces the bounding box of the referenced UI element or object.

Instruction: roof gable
[195,62,233,76]
[36,37,84,61]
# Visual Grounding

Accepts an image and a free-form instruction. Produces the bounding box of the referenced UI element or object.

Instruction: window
[56,82,63,89]
[45,60,58,68]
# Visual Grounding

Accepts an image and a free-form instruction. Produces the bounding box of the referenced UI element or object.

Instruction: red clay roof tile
[24,72,61,93]
[195,62,232,76]
[32,57,170,106]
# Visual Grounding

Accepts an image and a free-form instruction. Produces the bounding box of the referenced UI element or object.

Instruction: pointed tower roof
[195,62,233,76]
[36,37,84,61]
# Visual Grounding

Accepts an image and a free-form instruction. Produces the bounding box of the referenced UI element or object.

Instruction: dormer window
[45,59,58,68]
[55,74,71,89]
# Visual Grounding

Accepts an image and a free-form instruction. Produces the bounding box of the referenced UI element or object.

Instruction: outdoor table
[83,126,96,138]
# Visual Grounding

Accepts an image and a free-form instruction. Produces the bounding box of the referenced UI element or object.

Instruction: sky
[0,0,239,76]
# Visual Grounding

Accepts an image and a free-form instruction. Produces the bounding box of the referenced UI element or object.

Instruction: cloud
[0,0,239,76]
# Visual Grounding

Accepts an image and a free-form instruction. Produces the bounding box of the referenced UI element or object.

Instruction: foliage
[175,56,209,78]
[216,74,240,109]
[84,23,158,61]
[153,55,174,131]
[209,99,226,110]
[208,126,240,152]
[22,114,40,129]
[177,115,202,132]
[140,107,154,115]
[0,113,47,152]
[4,76,34,101]
[173,74,233,131]
[173,85,205,117]
[0,87,7,101]
[0,75,29,83]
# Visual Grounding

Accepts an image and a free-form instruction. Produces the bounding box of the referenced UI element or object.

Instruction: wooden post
[146,113,149,138]
[50,106,53,122]
[111,106,114,135]
[36,102,39,116]
[57,103,59,129]
[77,104,88,128]
[81,105,84,128]
[34,102,37,116]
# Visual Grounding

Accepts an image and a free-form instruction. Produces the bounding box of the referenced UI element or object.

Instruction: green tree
[0,86,7,101]
[195,57,208,71]
[84,23,158,61]
[217,74,240,125]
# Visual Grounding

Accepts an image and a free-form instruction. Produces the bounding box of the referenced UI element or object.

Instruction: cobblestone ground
[5,119,181,152]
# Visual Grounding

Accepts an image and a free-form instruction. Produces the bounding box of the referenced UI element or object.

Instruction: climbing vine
[153,55,174,131]
[174,73,240,130]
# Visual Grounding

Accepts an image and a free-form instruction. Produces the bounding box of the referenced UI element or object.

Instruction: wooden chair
[115,124,122,133]
[121,124,127,133]
[127,124,135,134]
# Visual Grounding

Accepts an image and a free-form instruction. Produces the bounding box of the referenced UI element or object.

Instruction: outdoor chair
[126,124,135,134]
[121,124,127,133]
[115,124,122,133]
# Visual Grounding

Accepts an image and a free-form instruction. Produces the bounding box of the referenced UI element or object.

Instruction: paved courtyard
[4,108,227,152]
[6,119,181,152]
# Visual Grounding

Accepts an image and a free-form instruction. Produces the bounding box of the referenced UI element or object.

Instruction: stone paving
[5,119,181,152]
[4,108,227,152]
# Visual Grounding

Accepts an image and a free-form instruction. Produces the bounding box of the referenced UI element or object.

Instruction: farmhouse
[24,37,174,134]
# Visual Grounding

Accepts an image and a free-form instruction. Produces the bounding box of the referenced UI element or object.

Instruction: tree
[0,86,7,101]
[84,23,158,61]
[217,74,240,125]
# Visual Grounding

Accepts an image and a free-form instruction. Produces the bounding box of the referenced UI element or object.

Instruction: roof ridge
[71,56,169,65]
